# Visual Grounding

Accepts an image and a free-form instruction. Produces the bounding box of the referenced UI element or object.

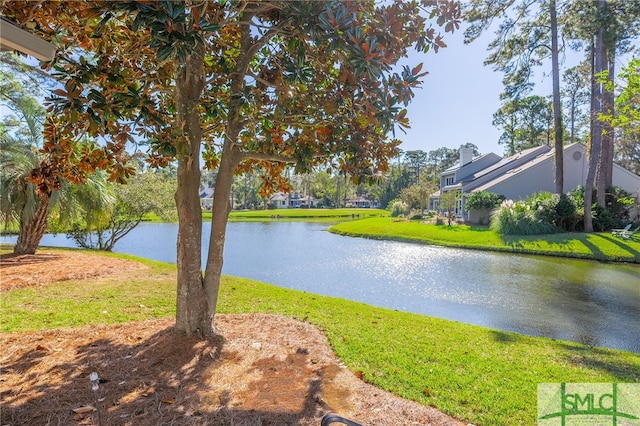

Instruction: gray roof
[458,145,550,187]
[472,147,555,193]
[443,153,497,173]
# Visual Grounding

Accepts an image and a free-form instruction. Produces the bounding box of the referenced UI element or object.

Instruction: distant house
[346,196,379,208]
[200,187,215,210]
[429,143,640,223]
[269,191,318,208]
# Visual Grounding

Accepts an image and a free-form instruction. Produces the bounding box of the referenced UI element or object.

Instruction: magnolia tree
[2,0,461,337]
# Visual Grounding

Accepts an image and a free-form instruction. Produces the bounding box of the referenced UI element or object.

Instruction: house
[346,196,379,208]
[199,187,215,210]
[269,191,318,208]
[429,143,640,223]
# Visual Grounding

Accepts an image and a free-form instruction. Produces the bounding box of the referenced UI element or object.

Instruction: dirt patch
[0,250,466,425]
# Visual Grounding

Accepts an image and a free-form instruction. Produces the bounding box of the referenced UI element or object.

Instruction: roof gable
[461,145,551,191]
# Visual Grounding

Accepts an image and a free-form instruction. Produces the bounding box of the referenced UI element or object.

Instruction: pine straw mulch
[0,250,149,292]
[0,250,467,426]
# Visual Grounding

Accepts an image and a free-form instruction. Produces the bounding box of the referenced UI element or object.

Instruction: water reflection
[2,221,639,353]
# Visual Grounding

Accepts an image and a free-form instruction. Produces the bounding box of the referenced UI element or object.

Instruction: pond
[3,221,639,353]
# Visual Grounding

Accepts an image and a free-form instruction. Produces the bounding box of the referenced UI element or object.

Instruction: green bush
[606,186,634,228]
[555,193,579,230]
[528,192,558,225]
[490,199,559,235]
[465,191,505,225]
[593,205,617,232]
[465,191,505,210]
[386,198,402,211]
[488,187,635,235]
[567,186,634,231]
[389,200,408,217]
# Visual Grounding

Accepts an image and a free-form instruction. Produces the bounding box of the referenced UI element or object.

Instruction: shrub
[490,199,559,235]
[606,186,634,228]
[386,198,402,211]
[567,186,634,231]
[528,192,558,225]
[555,193,578,230]
[592,205,617,231]
[491,186,634,234]
[389,200,408,217]
[465,191,505,210]
[465,191,505,225]
[424,210,436,219]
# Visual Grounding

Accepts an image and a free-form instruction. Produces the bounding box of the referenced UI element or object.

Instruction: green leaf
[132,13,144,32]
[200,22,221,33]
[157,45,174,62]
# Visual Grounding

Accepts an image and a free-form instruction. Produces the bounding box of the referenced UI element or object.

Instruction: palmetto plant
[0,66,112,254]
[0,129,43,231]
[0,72,57,254]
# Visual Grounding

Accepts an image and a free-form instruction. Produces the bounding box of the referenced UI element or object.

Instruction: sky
[395,15,633,159]
[396,27,507,157]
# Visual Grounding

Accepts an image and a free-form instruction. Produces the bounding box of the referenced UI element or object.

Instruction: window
[445,176,455,186]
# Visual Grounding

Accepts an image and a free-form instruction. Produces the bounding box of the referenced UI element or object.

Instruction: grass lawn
[207,208,389,221]
[2,250,639,425]
[330,217,640,263]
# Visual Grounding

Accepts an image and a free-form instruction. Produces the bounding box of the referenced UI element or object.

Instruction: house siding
[613,164,640,199]
[431,143,640,223]
[485,161,555,200]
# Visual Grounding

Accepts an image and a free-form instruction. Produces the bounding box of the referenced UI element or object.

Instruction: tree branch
[238,151,296,163]
[247,72,277,89]
[0,55,56,80]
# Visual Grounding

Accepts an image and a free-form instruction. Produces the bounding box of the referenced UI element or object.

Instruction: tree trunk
[585,18,605,233]
[602,56,615,188]
[570,98,576,145]
[595,47,611,207]
[594,0,615,208]
[13,192,51,255]
[202,142,237,324]
[550,0,564,194]
[201,9,255,334]
[174,42,211,337]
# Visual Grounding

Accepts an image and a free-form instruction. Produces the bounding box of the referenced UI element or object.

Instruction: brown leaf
[423,388,431,397]
[52,88,68,97]
[162,398,176,404]
[355,370,365,380]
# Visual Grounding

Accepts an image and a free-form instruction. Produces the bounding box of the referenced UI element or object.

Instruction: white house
[346,196,379,208]
[429,143,640,223]
[269,191,318,208]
